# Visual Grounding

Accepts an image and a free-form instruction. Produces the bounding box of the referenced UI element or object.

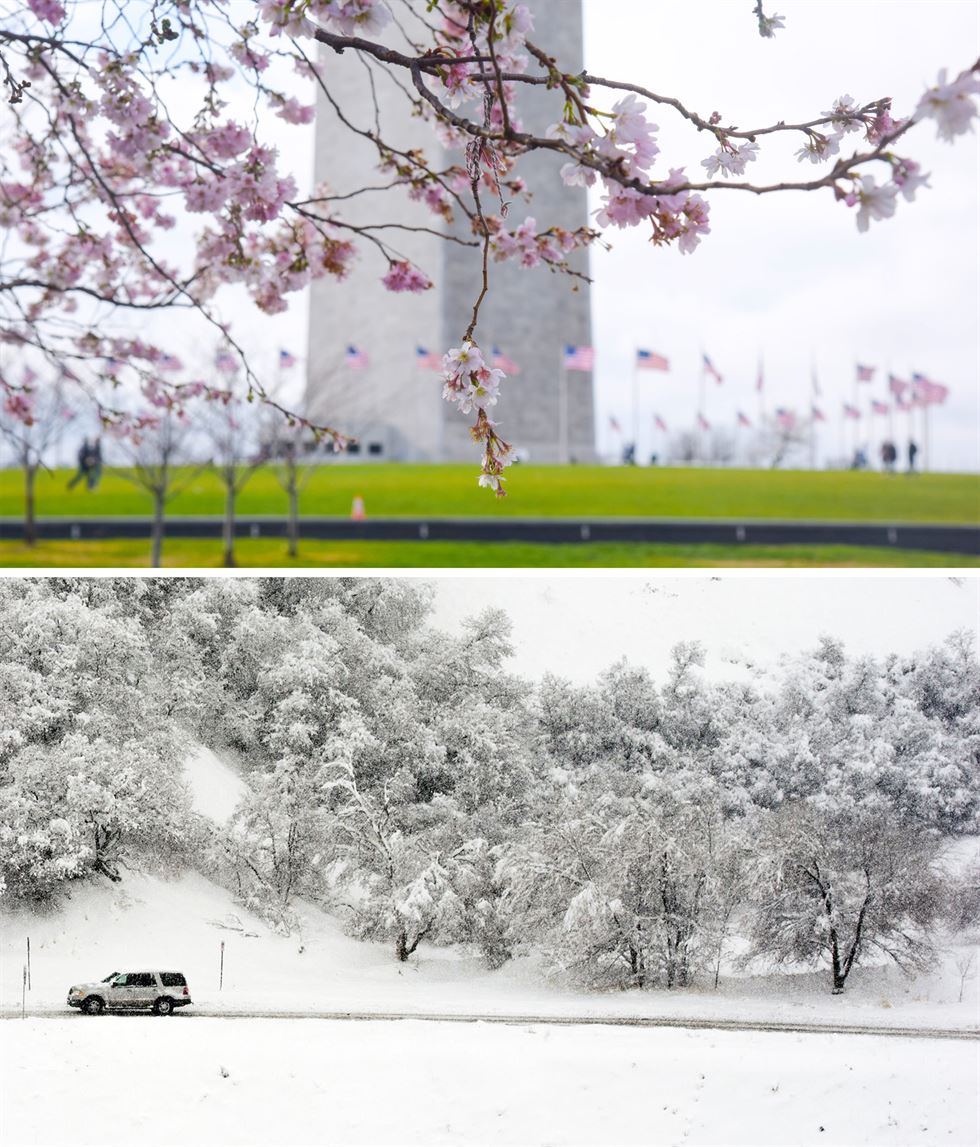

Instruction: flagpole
[809,358,817,471]
[922,402,930,473]
[631,355,639,466]
[698,357,706,463]
[558,349,569,466]
[809,412,816,472]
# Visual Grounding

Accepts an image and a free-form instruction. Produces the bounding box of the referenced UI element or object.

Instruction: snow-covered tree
[746,803,946,992]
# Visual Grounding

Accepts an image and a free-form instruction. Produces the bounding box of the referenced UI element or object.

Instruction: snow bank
[2,1017,977,1147]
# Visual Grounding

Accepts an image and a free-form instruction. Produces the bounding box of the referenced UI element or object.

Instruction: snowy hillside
[2,866,978,1031]
[184,745,249,824]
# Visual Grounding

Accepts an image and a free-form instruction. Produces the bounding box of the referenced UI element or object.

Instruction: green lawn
[2,537,978,568]
[2,464,978,523]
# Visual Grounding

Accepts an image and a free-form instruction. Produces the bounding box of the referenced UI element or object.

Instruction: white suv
[67,971,192,1015]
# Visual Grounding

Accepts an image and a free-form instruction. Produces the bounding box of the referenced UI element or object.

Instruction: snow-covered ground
[2,864,978,1146]
[2,870,978,1032]
[3,1016,977,1147]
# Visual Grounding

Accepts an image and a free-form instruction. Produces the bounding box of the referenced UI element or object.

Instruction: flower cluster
[701,141,760,179]
[439,342,512,494]
[551,95,711,254]
[381,261,432,293]
[256,0,392,40]
[441,342,505,416]
[915,68,980,142]
[488,216,581,268]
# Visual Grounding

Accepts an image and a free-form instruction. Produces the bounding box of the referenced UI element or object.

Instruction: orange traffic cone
[351,495,366,521]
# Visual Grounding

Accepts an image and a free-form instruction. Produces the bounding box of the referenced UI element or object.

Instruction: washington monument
[305,0,595,463]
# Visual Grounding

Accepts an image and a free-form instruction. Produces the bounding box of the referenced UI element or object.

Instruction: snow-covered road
[2,1017,977,1147]
[4,1006,978,1042]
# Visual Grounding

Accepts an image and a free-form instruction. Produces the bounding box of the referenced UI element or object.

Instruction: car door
[109,972,154,1009]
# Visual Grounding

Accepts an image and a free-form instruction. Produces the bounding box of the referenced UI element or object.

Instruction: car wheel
[153,997,174,1016]
[82,997,105,1016]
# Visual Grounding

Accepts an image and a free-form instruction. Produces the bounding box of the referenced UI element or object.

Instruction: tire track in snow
[5,1007,978,1041]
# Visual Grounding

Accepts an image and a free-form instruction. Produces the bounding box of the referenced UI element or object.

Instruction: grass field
[2,537,978,568]
[2,463,979,523]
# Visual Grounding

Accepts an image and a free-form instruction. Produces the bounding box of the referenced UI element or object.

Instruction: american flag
[492,347,521,374]
[345,345,370,370]
[871,400,890,415]
[215,350,237,374]
[636,349,669,371]
[856,363,875,382]
[159,353,181,372]
[415,346,443,370]
[609,415,622,433]
[563,345,595,371]
[888,374,909,399]
[654,414,668,432]
[896,399,914,413]
[697,412,711,431]
[702,353,723,384]
[774,406,796,430]
[811,404,826,422]
[843,402,861,420]
[279,349,297,369]
[913,376,949,405]
[736,410,752,428]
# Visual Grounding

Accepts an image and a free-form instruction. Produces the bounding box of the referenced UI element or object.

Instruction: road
[5,1005,977,1040]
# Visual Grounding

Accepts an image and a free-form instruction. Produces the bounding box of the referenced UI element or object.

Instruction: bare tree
[0,376,75,546]
[757,411,813,469]
[114,410,209,568]
[202,394,266,568]
[259,403,323,560]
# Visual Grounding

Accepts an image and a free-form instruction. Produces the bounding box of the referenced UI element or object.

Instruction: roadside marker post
[220,941,225,991]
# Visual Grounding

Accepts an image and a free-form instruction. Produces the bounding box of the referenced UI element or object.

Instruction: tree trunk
[23,462,37,546]
[396,929,409,962]
[829,926,845,993]
[223,483,236,567]
[287,483,299,559]
[151,490,165,568]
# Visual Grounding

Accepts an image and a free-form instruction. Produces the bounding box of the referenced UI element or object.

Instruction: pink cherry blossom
[26,0,65,24]
[915,68,980,142]
[891,159,931,202]
[382,261,433,293]
[275,98,316,126]
[849,175,899,232]
[795,133,841,165]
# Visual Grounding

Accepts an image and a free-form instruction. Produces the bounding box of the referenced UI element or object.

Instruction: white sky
[430,574,980,682]
[57,0,979,473]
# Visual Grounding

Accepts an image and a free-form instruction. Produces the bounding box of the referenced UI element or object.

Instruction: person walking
[908,439,919,474]
[66,437,103,490]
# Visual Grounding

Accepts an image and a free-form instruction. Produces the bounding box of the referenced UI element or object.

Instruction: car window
[128,973,155,988]
[160,973,186,988]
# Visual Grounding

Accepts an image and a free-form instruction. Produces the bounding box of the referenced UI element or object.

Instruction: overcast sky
[582,0,979,470]
[430,574,980,683]
[69,1,977,473]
